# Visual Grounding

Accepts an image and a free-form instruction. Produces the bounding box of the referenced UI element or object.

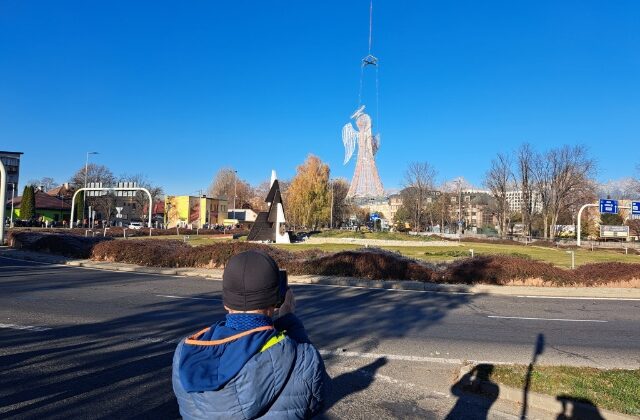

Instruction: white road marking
[297,283,474,295]
[318,349,512,366]
[516,295,640,301]
[156,294,222,302]
[488,315,608,323]
[0,322,52,332]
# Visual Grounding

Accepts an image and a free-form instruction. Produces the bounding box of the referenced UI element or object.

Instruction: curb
[455,365,635,420]
[2,249,640,299]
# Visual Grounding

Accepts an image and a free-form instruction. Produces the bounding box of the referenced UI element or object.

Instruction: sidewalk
[2,247,639,299]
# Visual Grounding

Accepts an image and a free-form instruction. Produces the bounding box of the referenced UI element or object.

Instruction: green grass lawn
[278,242,639,269]
[127,235,639,269]
[313,230,440,242]
[491,365,640,416]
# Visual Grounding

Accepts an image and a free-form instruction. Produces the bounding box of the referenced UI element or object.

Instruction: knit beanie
[222,250,280,311]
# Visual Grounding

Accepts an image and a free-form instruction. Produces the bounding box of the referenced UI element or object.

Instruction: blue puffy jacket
[173,313,330,419]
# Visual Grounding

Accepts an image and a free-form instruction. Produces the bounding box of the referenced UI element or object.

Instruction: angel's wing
[372,133,381,155]
[342,123,358,164]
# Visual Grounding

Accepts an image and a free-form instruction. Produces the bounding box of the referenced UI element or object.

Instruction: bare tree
[515,143,536,237]
[208,168,252,209]
[403,162,437,232]
[69,163,116,222]
[330,178,351,227]
[27,177,57,191]
[545,145,596,239]
[484,153,512,237]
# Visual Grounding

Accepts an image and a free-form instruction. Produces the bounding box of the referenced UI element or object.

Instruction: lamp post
[232,170,237,222]
[10,183,15,227]
[330,179,334,229]
[82,151,98,226]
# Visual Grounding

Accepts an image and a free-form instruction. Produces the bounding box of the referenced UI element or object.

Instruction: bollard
[104,227,109,237]
[149,227,152,237]
[470,249,474,258]
[85,230,90,237]
[197,228,200,236]
[123,228,127,239]
[176,226,179,236]
[566,250,575,269]
[625,247,628,255]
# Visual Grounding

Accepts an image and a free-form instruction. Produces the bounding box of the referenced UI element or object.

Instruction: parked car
[128,221,144,230]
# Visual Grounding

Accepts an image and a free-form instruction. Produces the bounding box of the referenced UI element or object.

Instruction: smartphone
[276,269,288,307]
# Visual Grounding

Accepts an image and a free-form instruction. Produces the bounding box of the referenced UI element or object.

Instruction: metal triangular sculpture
[247,170,290,243]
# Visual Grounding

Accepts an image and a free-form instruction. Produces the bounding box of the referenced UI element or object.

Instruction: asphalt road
[1,256,639,419]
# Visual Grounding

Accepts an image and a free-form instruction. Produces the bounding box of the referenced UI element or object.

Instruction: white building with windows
[505,190,543,213]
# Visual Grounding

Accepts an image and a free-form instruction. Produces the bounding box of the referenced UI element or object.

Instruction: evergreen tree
[20,185,36,220]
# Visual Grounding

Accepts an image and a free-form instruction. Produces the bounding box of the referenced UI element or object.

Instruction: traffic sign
[632,201,640,215]
[599,199,618,214]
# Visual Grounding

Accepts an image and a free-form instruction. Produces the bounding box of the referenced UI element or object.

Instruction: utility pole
[457,178,462,234]
[83,151,98,225]
[232,170,237,221]
[330,179,334,229]
[10,183,15,227]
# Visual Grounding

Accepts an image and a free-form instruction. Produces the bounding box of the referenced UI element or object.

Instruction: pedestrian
[173,250,330,419]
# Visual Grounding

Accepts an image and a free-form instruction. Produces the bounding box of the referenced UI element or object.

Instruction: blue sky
[1,1,639,195]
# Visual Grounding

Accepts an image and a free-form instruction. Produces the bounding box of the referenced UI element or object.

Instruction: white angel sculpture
[342,106,385,198]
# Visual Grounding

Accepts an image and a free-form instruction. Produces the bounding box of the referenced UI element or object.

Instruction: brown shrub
[441,255,575,286]
[574,262,640,286]
[294,248,435,281]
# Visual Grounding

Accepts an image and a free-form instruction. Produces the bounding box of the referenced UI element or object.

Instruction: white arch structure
[70,187,153,228]
[0,159,6,244]
[576,202,631,246]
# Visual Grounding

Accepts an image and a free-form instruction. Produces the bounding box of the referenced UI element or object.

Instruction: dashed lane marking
[156,294,222,302]
[488,315,608,323]
[516,295,640,301]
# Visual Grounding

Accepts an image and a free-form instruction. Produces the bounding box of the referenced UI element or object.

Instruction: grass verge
[491,365,640,416]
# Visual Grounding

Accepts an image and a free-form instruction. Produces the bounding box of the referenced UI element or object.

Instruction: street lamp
[9,183,15,227]
[82,151,98,225]
[330,179,334,229]
[232,170,237,222]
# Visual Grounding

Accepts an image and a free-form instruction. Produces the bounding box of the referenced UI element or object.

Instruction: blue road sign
[599,199,618,214]
[632,201,640,215]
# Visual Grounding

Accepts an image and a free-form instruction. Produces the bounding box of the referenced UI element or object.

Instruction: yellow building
[164,195,228,228]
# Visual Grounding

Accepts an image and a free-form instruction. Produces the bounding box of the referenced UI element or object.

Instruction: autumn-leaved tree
[286,155,330,229]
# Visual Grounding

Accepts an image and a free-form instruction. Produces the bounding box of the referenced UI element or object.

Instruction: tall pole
[330,179,334,229]
[458,178,462,234]
[576,203,597,247]
[83,151,98,225]
[232,170,237,221]
[10,183,15,227]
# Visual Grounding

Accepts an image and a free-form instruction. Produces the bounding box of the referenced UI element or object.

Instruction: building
[8,189,71,223]
[449,191,497,229]
[505,190,543,213]
[0,151,23,204]
[227,208,258,224]
[164,195,227,229]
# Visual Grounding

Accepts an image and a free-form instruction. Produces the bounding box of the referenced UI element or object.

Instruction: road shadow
[318,357,387,418]
[521,333,545,419]
[0,261,477,418]
[446,364,499,420]
[556,395,604,420]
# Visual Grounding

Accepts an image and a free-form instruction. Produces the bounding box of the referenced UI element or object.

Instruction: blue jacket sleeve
[274,313,311,344]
